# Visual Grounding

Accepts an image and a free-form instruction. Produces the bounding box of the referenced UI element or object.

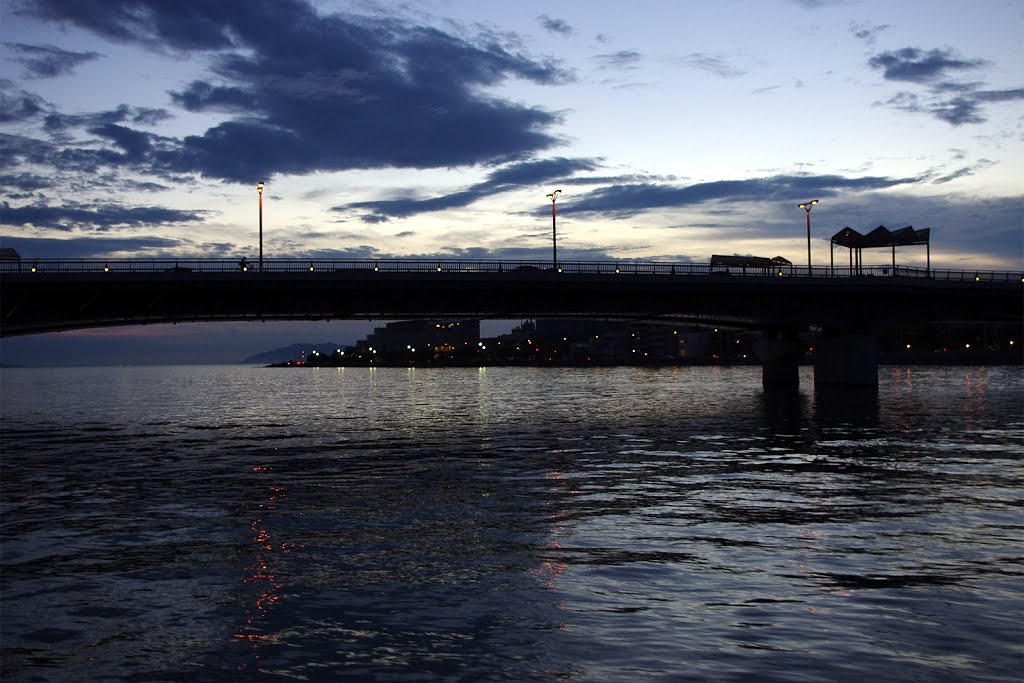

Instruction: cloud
[338,169,927,225]
[678,53,746,79]
[868,47,985,83]
[0,200,207,231]
[0,171,57,197]
[0,103,180,191]
[21,0,572,183]
[169,80,254,112]
[0,234,205,259]
[792,0,845,8]
[42,103,172,139]
[21,0,240,51]
[930,159,995,185]
[868,46,1023,125]
[974,87,1024,104]
[337,156,603,220]
[398,244,622,263]
[591,50,643,71]
[876,86,1024,126]
[538,15,573,36]
[0,80,48,122]
[4,42,102,78]
[558,173,670,187]
[561,174,921,218]
[849,22,889,46]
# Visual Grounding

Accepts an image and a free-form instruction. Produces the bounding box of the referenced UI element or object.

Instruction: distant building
[359,319,480,360]
[505,319,688,363]
[351,318,765,365]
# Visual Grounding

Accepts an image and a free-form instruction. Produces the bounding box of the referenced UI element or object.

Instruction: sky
[1,0,1022,365]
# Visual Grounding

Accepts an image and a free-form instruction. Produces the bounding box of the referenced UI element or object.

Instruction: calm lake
[1,365,1022,681]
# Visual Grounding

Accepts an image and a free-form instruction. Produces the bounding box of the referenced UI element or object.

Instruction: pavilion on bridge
[830,225,931,275]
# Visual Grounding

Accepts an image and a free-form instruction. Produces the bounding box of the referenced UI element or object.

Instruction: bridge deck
[2,260,1020,337]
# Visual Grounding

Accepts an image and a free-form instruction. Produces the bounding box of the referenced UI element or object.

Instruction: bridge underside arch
[3,268,1020,385]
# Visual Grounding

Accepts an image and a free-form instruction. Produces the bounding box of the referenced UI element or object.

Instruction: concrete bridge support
[754,331,802,387]
[813,332,879,386]
[754,330,880,387]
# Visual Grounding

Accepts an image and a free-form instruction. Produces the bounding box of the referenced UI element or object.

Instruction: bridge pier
[754,331,802,387]
[754,329,880,387]
[813,331,878,386]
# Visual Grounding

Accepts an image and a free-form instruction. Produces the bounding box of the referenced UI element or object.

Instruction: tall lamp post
[257,181,265,271]
[546,189,561,270]
[798,199,818,275]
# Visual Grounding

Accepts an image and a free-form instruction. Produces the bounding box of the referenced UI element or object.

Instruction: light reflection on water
[0,365,1022,681]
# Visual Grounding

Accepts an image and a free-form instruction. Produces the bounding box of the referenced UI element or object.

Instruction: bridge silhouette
[2,258,1021,385]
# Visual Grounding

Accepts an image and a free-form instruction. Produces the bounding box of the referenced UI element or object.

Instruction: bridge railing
[1,258,1021,282]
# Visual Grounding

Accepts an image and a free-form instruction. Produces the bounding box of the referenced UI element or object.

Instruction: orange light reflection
[234,467,301,646]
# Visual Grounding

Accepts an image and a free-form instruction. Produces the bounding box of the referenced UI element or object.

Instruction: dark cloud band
[21,0,572,182]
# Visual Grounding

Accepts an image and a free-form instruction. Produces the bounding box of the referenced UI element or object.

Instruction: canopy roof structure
[830,225,931,274]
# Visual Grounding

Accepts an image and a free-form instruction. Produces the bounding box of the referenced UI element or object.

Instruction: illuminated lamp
[546,188,561,270]
[798,199,819,275]
[257,181,265,272]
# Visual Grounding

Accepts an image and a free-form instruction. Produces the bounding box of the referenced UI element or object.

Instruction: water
[1,365,1021,681]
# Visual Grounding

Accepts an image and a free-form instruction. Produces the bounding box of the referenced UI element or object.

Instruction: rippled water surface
[1,365,1022,681]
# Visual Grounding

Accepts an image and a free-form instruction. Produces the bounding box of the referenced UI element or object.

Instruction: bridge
[2,258,1021,386]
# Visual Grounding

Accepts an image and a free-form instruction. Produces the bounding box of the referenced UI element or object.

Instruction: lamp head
[257,181,265,194]
[546,189,562,201]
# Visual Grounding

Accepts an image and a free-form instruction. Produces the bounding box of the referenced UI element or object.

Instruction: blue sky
[1,0,1022,364]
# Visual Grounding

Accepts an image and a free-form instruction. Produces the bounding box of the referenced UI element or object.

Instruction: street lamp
[257,181,265,271]
[798,199,818,275]
[546,189,561,270]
